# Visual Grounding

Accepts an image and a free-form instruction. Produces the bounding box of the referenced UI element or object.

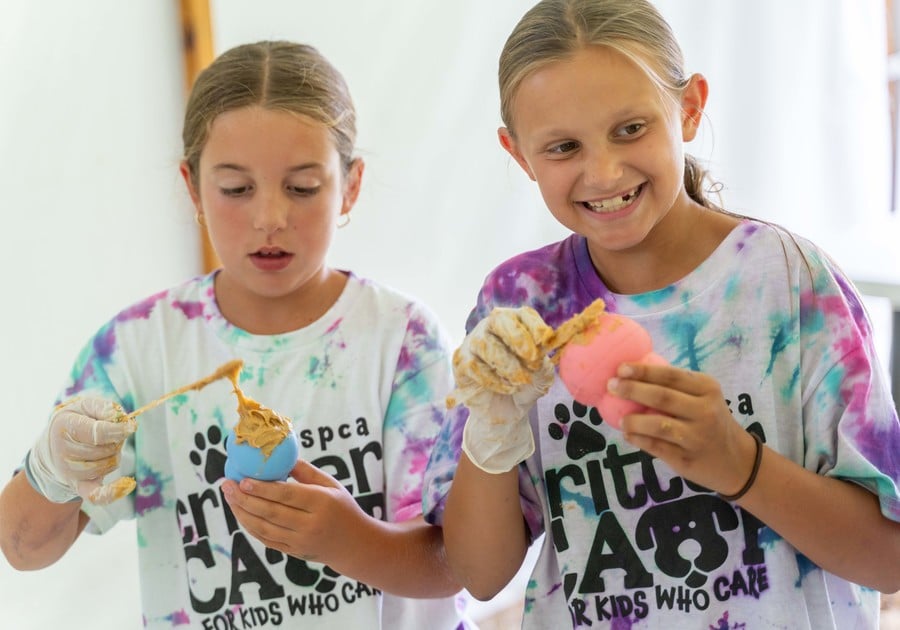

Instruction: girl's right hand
[451,307,555,474]
[27,397,137,505]
[609,363,760,497]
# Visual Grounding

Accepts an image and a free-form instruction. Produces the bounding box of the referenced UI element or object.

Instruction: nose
[252,189,289,234]
[581,144,624,189]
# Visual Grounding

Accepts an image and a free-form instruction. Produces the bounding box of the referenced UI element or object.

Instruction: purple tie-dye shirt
[424,221,900,629]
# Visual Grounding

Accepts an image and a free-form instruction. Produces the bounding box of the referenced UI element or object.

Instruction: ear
[340,157,365,216]
[498,127,536,181]
[680,73,709,142]
[179,161,202,211]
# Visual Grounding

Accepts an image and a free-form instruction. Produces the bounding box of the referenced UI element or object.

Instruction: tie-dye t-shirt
[423,221,900,629]
[40,271,470,629]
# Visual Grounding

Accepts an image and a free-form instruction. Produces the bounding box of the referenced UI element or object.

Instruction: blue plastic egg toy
[224,427,299,482]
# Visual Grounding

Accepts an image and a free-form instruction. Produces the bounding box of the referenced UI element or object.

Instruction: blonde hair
[499,0,717,209]
[182,41,357,190]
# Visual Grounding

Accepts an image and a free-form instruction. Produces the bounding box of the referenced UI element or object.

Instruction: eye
[614,122,646,138]
[287,185,320,197]
[221,185,252,197]
[547,140,580,156]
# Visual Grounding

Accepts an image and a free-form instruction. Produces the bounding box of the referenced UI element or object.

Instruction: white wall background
[0,1,895,628]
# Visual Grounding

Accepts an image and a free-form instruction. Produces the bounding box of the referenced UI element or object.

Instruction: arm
[737,440,900,593]
[442,453,529,600]
[0,397,135,570]
[0,471,88,570]
[222,460,460,597]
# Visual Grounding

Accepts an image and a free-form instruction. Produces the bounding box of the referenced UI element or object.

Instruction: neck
[588,204,740,295]
[214,268,348,335]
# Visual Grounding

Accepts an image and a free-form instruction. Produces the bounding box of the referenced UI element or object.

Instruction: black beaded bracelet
[718,432,763,502]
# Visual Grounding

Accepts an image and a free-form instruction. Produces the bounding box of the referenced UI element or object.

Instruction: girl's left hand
[221,459,368,563]
[609,362,758,496]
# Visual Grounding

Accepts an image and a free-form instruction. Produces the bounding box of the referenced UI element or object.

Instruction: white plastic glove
[26,397,137,505]
[451,306,556,474]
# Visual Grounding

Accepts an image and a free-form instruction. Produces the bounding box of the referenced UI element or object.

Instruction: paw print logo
[266,548,340,593]
[189,425,227,483]
[548,401,606,459]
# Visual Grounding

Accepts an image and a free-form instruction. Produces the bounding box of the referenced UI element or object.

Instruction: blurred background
[1,1,898,627]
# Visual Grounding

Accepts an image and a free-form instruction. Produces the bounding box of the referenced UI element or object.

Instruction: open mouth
[581,183,644,214]
[251,247,290,259]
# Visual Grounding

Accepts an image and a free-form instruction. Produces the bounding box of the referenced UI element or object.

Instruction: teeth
[583,185,641,213]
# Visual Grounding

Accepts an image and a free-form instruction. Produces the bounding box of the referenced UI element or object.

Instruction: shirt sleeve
[57,319,138,533]
[798,245,900,522]
[382,302,455,523]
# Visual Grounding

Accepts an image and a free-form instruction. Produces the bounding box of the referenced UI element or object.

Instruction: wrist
[461,409,535,474]
[24,448,79,504]
[718,432,763,502]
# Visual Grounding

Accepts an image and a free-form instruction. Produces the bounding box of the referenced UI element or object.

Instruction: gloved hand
[26,397,137,505]
[451,306,555,474]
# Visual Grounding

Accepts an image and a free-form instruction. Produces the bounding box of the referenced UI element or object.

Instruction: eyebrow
[211,162,323,173]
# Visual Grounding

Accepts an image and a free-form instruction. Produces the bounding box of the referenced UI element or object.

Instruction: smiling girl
[423,1,900,628]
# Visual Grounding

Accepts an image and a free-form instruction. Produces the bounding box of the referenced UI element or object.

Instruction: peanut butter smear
[446,298,606,407]
[545,298,607,361]
[126,358,292,458]
[226,369,292,458]
[88,476,138,504]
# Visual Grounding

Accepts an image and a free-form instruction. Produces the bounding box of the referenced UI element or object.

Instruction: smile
[581,183,644,213]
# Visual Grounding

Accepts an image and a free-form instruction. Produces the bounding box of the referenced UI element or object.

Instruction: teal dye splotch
[756,525,782,550]
[722,275,741,302]
[168,392,190,415]
[307,354,336,387]
[304,321,347,389]
[764,314,794,377]
[794,553,817,588]
[559,484,597,516]
[779,366,801,401]
[222,326,253,345]
[632,285,676,308]
[385,371,434,432]
[662,310,712,371]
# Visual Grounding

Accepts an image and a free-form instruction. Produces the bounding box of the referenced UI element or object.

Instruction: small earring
[337,213,350,229]
[194,213,205,227]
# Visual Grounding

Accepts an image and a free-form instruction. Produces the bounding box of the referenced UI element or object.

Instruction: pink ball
[558,312,666,430]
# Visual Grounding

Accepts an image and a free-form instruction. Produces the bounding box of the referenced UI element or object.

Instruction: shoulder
[467,234,590,329]
[109,273,214,327]
[742,220,873,336]
[347,273,440,322]
[345,273,451,346]
[481,237,577,301]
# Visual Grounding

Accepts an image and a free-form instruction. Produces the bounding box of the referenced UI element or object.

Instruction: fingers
[455,307,554,395]
[289,459,341,489]
[486,307,553,370]
[222,479,306,553]
[64,397,126,422]
[83,476,137,505]
[615,362,712,398]
[55,402,136,446]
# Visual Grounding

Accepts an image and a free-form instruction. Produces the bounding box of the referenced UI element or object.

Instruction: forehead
[202,105,337,166]
[511,45,668,135]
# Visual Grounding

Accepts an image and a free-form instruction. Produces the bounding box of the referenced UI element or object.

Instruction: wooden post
[179,0,220,273]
